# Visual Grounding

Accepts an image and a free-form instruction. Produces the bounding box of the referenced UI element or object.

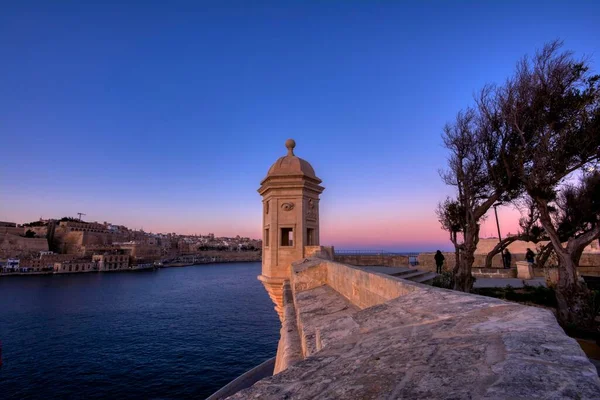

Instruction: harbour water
[0,262,279,399]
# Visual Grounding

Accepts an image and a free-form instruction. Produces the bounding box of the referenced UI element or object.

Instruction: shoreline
[162,259,260,268]
[0,259,261,277]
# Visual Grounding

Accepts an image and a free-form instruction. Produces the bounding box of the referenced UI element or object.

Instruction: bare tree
[482,201,546,269]
[436,197,465,276]
[438,107,515,291]
[496,41,600,326]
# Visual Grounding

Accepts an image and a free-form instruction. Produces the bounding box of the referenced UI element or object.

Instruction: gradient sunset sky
[2,1,599,251]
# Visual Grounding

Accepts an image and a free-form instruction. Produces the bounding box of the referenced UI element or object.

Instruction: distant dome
[264,139,318,180]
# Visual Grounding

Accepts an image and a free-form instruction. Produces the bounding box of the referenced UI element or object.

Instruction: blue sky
[1,1,599,251]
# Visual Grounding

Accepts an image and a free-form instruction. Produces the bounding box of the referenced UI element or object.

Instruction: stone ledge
[230,259,600,399]
[294,285,359,357]
[231,285,600,399]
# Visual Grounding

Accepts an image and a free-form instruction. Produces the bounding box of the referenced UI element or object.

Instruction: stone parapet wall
[304,245,334,260]
[338,252,600,275]
[580,253,600,267]
[472,267,517,279]
[231,257,600,399]
[418,252,527,270]
[334,254,409,267]
[580,266,600,277]
[324,260,419,309]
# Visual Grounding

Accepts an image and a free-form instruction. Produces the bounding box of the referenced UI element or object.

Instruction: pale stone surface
[230,259,600,399]
[273,282,303,373]
[304,245,334,260]
[294,284,360,357]
[334,254,410,267]
[258,139,325,321]
[358,266,437,284]
[258,140,326,372]
[231,284,600,399]
[516,261,534,279]
[246,142,600,400]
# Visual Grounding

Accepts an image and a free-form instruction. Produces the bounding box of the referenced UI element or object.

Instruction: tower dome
[263,139,320,182]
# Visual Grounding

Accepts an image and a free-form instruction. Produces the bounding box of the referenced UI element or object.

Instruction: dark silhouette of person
[503,249,512,269]
[526,248,535,265]
[434,250,445,274]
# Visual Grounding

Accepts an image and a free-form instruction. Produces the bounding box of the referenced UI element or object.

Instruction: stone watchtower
[258,139,324,319]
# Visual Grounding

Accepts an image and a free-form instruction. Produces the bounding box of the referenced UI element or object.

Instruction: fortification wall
[229,258,600,399]
[325,260,419,308]
[476,238,600,254]
[333,253,409,267]
[0,233,49,258]
[418,252,530,270]
[337,252,600,273]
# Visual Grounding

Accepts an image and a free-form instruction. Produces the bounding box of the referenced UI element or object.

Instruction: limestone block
[516,261,534,280]
[231,263,600,399]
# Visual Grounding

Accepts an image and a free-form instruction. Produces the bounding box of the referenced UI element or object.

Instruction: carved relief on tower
[281,202,295,211]
[307,198,318,221]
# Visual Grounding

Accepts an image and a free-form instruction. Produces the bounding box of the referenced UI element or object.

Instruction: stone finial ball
[285,138,296,150]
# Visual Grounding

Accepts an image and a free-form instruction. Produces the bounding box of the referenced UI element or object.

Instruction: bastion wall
[228,257,600,399]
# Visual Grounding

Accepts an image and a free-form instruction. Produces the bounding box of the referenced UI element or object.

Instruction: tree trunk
[453,226,478,292]
[554,250,593,328]
[534,198,596,328]
[484,236,519,269]
[454,248,475,292]
[535,243,553,268]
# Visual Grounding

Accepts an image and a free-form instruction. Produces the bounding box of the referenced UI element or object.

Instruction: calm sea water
[0,262,280,400]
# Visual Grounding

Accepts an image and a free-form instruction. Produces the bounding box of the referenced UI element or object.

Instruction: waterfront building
[92,253,129,271]
[2,258,20,272]
[21,253,78,272]
[53,260,95,273]
[58,220,108,233]
[0,221,23,236]
[114,241,161,259]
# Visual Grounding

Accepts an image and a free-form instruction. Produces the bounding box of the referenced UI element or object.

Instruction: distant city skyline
[2,1,599,251]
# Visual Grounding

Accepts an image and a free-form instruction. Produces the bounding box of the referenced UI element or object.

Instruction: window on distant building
[281,228,294,247]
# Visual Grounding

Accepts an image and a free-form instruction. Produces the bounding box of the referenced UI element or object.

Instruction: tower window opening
[265,229,270,247]
[307,228,315,246]
[281,228,294,247]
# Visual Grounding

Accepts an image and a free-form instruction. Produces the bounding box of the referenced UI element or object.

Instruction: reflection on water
[0,263,279,399]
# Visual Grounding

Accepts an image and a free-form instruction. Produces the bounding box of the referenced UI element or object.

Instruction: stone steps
[390,270,429,279]
[359,266,438,285]
[410,272,438,284]
[391,270,438,284]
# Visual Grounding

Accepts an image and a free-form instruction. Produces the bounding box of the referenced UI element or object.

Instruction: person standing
[434,250,445,274]
[525,248,535,267]
[503,249,512,269]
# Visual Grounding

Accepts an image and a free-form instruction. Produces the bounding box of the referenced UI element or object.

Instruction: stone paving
[230,283,600,399]
[362,266,547,289]
[474,277,547,288]
[229,259,600,399]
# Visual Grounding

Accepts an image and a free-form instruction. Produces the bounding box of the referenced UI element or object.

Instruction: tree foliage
[438,41,600,325]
